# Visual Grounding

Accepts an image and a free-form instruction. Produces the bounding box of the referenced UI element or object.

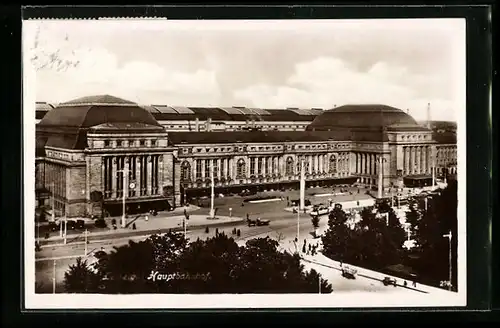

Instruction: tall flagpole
[52,260,56,294]
[117,169,132,228]
[210,162,215,219]
[299,158,305,211]
[443,230,452,290]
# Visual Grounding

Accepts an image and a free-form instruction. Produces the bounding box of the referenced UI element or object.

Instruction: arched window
[180,161,191,181]
[236,159,246,178]
[286,157,294,175]
[329,155,337,173]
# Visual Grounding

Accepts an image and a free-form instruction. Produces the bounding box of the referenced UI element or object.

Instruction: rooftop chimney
[426,103,431,129]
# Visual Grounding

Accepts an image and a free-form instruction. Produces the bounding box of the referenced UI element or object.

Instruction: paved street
[35,188,448,296]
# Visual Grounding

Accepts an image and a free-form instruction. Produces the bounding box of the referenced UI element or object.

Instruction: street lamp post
[209,164,215,219]
[49,182,55,223]
[84,229,88,256]
[63,213,67,244]
[52,259,56,294]
[377,155,387,199]
[443,230,453,290]
[296,206,300,249]
[117,169,133,228]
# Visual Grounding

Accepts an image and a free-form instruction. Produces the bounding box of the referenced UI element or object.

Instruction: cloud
[28,19,464,121]
[233,56,457,121]
[35,44,220,105]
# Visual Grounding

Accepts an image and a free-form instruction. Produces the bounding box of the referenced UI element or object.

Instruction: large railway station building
[35,95,457,218]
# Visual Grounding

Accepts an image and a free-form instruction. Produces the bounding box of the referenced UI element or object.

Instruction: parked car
[76,219,85,230]
[247,218,271,227]
[48,221,59,232]
[66,220,76,230]
[341,266,357,279]
[310,206,329,217]
[382,277,397,286]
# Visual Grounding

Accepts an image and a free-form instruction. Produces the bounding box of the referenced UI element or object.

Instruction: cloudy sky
[24,19,465,121]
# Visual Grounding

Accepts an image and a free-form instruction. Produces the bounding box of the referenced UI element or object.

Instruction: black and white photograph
[23,18,466,308]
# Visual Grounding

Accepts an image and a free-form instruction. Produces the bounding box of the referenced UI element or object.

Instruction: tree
[64,257,100,293]
[328,206,348,227]
[80,232,332,294]
[322,219,354,264]
[405,198,420,236]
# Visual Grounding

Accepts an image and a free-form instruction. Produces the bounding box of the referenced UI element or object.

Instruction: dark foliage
[64,231,333,294]
[63,257,101,293]
[321,183,458,291]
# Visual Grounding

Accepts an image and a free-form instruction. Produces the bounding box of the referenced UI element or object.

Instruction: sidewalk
[298,249,453,296]
[273,220,453,296]
[38,204,201,226]
[39,214,244,246]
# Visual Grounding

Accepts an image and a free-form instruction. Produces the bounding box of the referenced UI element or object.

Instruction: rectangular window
[258,157,263,175]
[196,160,202,179]
[212,159,218,177]
[250,158,256,175]
[204,159,210,178]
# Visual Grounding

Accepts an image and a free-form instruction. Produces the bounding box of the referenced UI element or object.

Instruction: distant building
[35,95,457,218]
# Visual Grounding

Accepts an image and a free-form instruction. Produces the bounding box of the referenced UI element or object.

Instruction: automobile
[247,218,270,226]
[76,219,85,230]
[48,221,59,232]
[93,250,107,259]
[256,218,270,226]
[310,206,330,217]
[382,277,397,286]
[341,266,357,279]
[66,220,77,230]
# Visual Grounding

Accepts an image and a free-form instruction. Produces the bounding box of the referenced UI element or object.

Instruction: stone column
[406,147,410,175]
[201,159,206,179]
[427,146,431,174]
[111,157,117,198]
[421,147,426,174]
[135,156,141,195]
[402,148,406,175]
[377,156,384,199]
[124,156,130,197]
[147,155,152,195]
[101,157,105,197]
[417,147,421,174]
[408,146,415,175]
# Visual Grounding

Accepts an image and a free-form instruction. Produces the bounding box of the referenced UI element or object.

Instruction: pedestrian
[308,244,312,252]
[132,222,136,230]
[413,281,417,288]
[246,213,249,221]
[404,280,407,287]
[229,207,232,217]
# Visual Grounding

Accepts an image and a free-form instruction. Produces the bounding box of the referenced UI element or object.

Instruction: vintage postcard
[23,18,467,309]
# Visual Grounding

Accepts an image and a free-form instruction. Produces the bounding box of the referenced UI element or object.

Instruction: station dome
[306,104,425,132]
[36,95,163,152]
[38,95,161,129]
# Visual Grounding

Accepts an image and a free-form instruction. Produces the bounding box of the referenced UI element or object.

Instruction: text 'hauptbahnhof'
[35,95,457,218]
